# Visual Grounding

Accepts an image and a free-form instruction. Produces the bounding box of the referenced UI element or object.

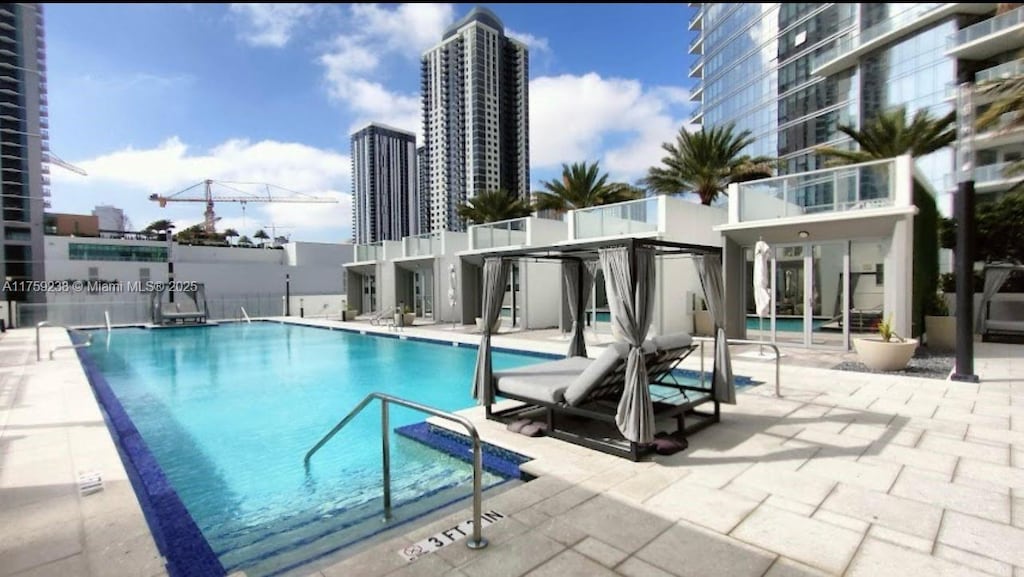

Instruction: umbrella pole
[759,316,764,356]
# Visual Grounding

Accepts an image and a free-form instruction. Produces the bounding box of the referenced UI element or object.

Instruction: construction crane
[47,152,88,176]
[148,179,337,234]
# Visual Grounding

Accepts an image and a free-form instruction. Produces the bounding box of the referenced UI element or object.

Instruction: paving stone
[867,525,932,553]
[4,554,90,577]
[636,521,776,577]
[799,457,901,492]
[956,459,1024,494]
[847,537,992,577]
[644,480,761,534]
[934,544,1014,577]
[435,517,530,568]
[676,461,754,489]
[558,494,672,554]
[967,426,1024,448]
[1014,495,1024,529]
[534,485,597,517]
[731,463,836,507]
[0,495,83,577]
[918,433,1010,465]
[384,554,457,577]
[524,549,617,577]
[762,557,832,577]
[820,483,942,540]
[891,469,1010,523]
[615,557,675,577]
[730,505,861,575]
[861,443,958,476]
[938,511,1024,567]
[810,509,870,534]
[934,407,1010,430]
[607,469,680,504]
[762,495,816,517]
[533,516,588,547]
[458,532,564,577]
[571,536,628,568]
[321,536,413,577]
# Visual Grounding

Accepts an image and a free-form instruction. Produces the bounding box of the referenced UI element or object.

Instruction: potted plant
[853,314,919,371]
[693,295,714,336]
[403,306,416,327]
[924,291,955,351]
[341,308,358,322]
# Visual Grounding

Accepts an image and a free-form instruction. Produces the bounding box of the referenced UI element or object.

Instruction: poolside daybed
[978,263,1024,342]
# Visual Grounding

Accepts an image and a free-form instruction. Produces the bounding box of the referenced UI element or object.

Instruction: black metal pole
[285,274,291,316]
[952,180,978,382]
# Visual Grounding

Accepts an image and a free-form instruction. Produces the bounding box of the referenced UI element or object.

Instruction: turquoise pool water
[83,323,541,576]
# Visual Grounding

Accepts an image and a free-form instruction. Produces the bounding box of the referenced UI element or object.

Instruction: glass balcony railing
[737,158,896,222]
[814,7,938,69]
[976,162,1016,185]
[470,217,527,249]
[975,59,1024,84]
[953,6,1024,48]
[354,242,382,262]
[573,197,660,240]
[403,232,441,257]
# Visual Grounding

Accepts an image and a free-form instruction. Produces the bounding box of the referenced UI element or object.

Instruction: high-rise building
[688,3,1022,213]
[350,123,419,244]
[416,145,429,234]
[0,3,48,306]
[93,205,128,232]
[421,6,529,232]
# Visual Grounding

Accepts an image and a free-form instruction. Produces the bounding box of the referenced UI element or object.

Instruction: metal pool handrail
[693,336,782,398]
[304,392,489,550]
[36,321,94,361]
[240,306,251,323]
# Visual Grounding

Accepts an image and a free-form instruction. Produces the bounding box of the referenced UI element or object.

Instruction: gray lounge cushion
[563,344,627,406]
[493,356,593,403]
[651,332,692,352]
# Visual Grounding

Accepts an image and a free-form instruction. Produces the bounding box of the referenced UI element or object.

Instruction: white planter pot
[404,313,416,326]
[853,337,919,371]
[694,311,714,337]
[925,315,956,351]
[394,313,405,327]
[341,310,358,322]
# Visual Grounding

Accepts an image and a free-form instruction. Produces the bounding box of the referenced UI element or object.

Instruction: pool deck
[2,319,1023,577]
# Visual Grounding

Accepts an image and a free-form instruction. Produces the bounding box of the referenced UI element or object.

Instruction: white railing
[572,197,660,240]
[403,233,441,257]
[737,157,896,222]
[355,243,383,262]
[953,5,1024,47]
[815,5,940,68]
[976,59,1024,84]
[469,217,528,250]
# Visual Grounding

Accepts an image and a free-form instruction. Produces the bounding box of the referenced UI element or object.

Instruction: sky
[46,3,700,242]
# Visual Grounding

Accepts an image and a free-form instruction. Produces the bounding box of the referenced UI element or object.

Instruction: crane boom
[147,179,337,234]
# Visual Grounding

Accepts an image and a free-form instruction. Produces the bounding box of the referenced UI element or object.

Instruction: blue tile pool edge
[72,333,226,577]
[394,422,531,480]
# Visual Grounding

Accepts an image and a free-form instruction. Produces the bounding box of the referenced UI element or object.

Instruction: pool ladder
[304,392,489,551]
[36,321,94,361]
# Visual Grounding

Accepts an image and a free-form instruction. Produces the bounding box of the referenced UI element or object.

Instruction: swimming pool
[80,322,543,577]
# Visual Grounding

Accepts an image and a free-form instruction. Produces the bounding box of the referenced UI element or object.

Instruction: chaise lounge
[486,332,717,460]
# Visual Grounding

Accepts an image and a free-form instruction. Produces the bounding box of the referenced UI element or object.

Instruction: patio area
[1,319,1022,577]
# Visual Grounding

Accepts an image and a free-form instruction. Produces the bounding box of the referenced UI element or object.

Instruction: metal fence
[16,293,289,328]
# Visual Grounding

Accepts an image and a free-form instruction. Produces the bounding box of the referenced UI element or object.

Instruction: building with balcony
[0,3,48,305]
[421,6,530,233]
[350,123,419,244]
[92,204,128,233]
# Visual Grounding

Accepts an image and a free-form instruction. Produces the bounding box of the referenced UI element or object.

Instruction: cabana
[149,283,209,326]
[470,237,736,460]
[978,262,1024,342]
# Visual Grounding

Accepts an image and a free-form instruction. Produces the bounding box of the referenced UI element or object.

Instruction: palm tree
[223,228,239,245]
[816,107,956,165]
[253,229,270,247]
[456,189,533,225]
[237,235,252,247]
[643,124,775,205]
[975,72,1024,188]
[533,161,643,214]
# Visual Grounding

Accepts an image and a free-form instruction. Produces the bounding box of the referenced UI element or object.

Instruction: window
[69,243,168,262]
[88,267,99,281]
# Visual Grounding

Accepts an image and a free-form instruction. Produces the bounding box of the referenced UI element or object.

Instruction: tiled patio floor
[1,319,1021,577]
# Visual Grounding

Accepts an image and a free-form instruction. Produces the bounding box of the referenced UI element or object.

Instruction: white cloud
[507,29,549,53]
[229,3,319,48]
[529,73,696,179]
[349,3,456,55]
[51,137,353,241]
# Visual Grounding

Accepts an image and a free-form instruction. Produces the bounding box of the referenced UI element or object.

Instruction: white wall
[284,242,355,266]
[528,217,568,245]
[174,244,283,264]
[662,199,726,246]
[524,261,560,329]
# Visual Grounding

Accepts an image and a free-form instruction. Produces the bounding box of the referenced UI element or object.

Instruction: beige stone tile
[762,495,816,517]
[606,469,680,504]
[321,536,413,577]
[458,532,564,577]
[869,399,938,419]
[482,486,548,516]
[1014,495,1024,529]
[4,554,90,577]
[644,480,761,534]
[571,536,628,568]
[533,485,596,517]
[557,494,672,554]
[731,463,836,507]
[900,417,970,439]
[799,457,901,492]
[384,554,457,577]
[730,505,861,575]
[967,425,1024,448]
[615,556,675,577]
[637,521,776,577]
[867,524,932,553]
[956,459,1024,494]
[938,511,1024,567]
[524,549,618,577]
[435,517,531,568]
[792,428,873,460]
[85,531,166,577]
[934,407,1011,430]
[810,509,870,534]
[846,537,990,577]
[533,516,588,547]
[677,461,754,490]
[0,495,83,577]
[762,557,831,577]
[934,544,1014,577]
[511,506,549,528]
[891,469,1010,523]
[820,483,942,540]
[918,433,1010,466]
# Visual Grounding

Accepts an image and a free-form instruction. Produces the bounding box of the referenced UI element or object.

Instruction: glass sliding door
[773,245,806,346]
[413,268,433,319]
[809,243,849,348]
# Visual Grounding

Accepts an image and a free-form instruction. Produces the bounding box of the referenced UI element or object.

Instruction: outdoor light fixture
[798,230,810,239]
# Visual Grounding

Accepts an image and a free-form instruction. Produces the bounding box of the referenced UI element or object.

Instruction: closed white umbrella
[753,240,772,354]
[448,263,457,329]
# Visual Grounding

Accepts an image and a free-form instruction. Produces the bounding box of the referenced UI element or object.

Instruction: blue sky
[47,3,699,242]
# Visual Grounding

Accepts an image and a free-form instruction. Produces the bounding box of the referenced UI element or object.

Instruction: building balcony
[946,161,1018,194]
[688,6,702,31]
[571,197,661,241]
[690,82,703,102]
[730,156,911,224]
[353,242,383,262]
[690,109,704,125]
[402,232,442,257]
[814,4,992,78]
[689,58,703,78]
[948,5,1024,60]
[976,58,1024,84]
[469,217,528,250]
[688,33,703,56]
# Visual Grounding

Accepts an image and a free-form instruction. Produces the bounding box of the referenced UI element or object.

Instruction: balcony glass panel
[738,159,895,221]
[403,233,440,257]
[573,197,659,240]
[975,161,1015,184]
[954,6,1024,47]
[976,59,1024,84]
[355,243,382,262]
[815,4,943,68]
[470,218,527,249]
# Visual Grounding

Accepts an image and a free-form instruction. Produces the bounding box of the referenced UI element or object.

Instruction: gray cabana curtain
[600,246,656,444]
[696,255,736,404]
[976,266,1012,333]
[472,258,511,405]
[562,259,596,358]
